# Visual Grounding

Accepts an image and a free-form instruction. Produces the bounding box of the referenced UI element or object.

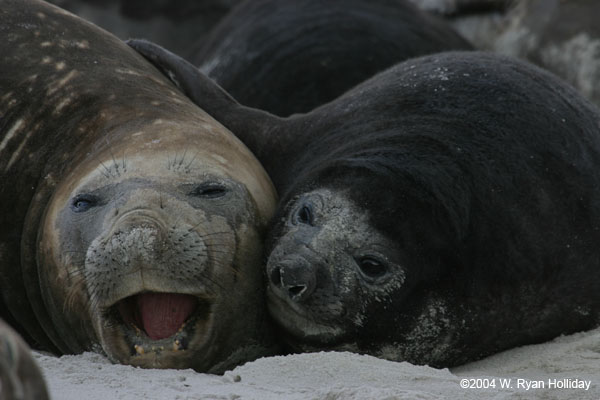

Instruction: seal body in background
[0,319,49,400]
[45,0,242,59]
[190,0,472,116]
[0,0,277,373]
[128,42,600,366]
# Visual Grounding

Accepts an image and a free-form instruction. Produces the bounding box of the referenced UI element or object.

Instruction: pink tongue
[136,293,197,340]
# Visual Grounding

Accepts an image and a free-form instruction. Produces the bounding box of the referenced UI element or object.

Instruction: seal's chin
[103,292,211,357]
[267,291,345,345]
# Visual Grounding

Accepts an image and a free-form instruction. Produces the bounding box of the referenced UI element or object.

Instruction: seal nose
[110,212,168,260]
[269,257,316,302]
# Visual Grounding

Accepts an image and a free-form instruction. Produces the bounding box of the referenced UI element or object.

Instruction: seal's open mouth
[108,292,209,355]
[117,293,197,340]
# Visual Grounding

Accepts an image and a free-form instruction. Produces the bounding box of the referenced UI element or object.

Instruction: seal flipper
[126,39,297,188]
[126,39,238,113]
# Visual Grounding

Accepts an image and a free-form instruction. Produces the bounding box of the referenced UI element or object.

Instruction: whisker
[179,149,188,167]
[99,161,111,179]
[185,152,199,170]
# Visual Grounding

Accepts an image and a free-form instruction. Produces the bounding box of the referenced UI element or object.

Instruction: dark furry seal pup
[188,0,472,116]
[129,41,600,367]
[0,319,49,400]
[0,0,278,373]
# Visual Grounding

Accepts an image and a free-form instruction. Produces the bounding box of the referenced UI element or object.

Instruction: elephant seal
[128,42,600,366]
[188,0,472,116]
[0,319,49,400]
[0,0,277,373]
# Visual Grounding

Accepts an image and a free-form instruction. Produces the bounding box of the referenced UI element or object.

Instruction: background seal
[0,319,49,400]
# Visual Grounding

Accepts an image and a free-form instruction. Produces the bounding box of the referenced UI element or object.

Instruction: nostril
[270,267,282,287]
[269,257,316,302]
[287,285,307,299]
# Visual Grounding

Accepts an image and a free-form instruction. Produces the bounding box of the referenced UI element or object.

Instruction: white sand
[36,327,600,399]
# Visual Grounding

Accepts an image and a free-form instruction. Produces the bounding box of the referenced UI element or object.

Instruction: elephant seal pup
[0,320,49,400]
[0,0,277,373]
[188,0,472,116]
[128,42,600,366]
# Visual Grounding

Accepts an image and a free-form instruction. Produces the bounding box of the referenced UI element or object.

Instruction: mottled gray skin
[0,319,49,400]
[265,189,407,345]
[415,0,600,108]
[0,0,277,373]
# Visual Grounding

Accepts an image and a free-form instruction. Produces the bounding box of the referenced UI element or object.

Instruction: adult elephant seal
[0,319,49,400]
[0,0,277,373]
[188,0,472,116]
[129,42,600,366]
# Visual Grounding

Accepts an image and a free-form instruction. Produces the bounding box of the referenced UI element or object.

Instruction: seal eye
[71,194,98,213]
[357,256,387,280]
[293,204,313,225]
[189,183,228,198]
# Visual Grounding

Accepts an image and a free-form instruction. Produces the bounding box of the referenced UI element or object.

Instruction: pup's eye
[357,256,388,279]
[71,194,99,213]
[293,203,313,225]
[189,183,228,198]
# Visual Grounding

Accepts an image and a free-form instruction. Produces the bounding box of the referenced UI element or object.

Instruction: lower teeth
[131,333,188,356]
[134,344,144,355]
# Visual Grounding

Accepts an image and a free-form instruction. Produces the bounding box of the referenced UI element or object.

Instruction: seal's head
[37,116,277,372]
[266,188,406,344]
[265,184,421,350]
[264,162,457,361]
